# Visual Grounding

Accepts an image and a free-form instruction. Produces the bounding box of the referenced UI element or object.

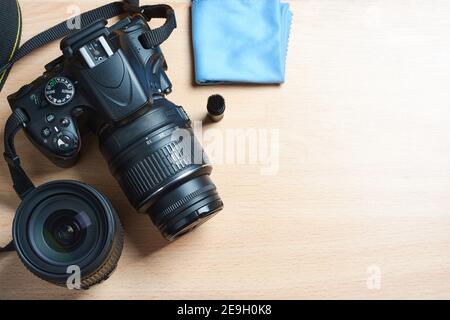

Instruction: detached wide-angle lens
[13,181,123,289]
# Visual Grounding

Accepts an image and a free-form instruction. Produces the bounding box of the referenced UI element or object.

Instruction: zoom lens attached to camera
[1,0,223,288]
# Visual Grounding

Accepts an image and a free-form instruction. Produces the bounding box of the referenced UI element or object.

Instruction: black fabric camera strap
[0,0,177,92]
[3,108,33,200]
[1,108,30,252]
[138,4,177,49]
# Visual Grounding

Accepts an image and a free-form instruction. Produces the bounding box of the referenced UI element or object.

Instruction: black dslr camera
[5,6,223,288]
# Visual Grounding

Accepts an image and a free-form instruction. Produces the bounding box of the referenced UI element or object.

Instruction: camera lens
[13,181,123,289]
[100,98,223,240]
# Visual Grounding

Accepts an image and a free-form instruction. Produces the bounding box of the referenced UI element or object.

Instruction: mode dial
[44,77,75,106]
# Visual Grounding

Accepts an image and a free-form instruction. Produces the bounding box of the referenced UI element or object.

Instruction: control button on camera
[55,135,74,151]
[46,114,56,123]
[60,118,70,127]
[41,127,52,138]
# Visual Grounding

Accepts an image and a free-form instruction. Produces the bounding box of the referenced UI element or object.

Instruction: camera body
[8,14,223,241]
[8,16,173,167]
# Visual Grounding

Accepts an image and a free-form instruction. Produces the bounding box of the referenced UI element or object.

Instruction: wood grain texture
[2,0,450,299]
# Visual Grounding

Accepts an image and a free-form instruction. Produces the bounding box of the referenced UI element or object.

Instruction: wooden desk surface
[2,0,450,300]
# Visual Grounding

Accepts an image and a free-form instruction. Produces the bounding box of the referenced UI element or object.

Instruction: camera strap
[1,108,30,252]
[0,0,177,93]
[3,108,33,200]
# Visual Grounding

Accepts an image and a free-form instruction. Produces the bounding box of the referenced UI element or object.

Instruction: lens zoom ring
[121,141,199,200]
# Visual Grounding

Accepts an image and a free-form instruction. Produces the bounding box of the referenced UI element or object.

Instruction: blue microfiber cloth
[192,0,293,85]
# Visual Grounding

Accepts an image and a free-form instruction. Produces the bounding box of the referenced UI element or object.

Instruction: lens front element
[43,209,88,253]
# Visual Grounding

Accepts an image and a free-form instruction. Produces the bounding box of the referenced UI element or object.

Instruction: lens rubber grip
[115,135,211,211]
